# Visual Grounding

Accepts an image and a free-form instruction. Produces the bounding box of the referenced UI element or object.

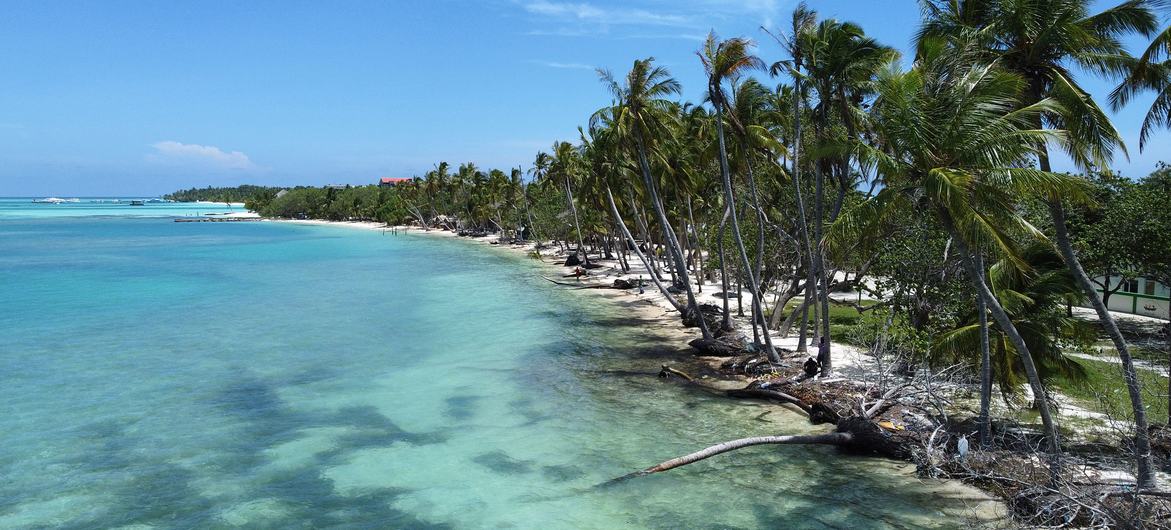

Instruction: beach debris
[658,365,694,382]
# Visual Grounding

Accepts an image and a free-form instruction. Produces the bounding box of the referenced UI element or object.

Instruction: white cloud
[149,141,256,170]
[523,1,690,27]
[533,60,596,70]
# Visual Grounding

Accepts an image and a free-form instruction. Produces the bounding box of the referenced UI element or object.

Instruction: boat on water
[129,200,145,206]
[32,197,67,204]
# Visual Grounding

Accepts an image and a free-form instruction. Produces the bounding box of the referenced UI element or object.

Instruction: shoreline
[267,218,1010,523]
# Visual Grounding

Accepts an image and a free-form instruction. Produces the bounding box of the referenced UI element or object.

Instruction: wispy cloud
[523,1,690,27]
[532,60,596,70]
[517,0,791,40]
[148,141,256,170]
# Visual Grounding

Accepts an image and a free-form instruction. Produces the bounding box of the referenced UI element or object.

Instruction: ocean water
[0,202,997,529]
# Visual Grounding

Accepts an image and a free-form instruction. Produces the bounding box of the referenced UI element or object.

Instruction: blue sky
[1,0,1166,196]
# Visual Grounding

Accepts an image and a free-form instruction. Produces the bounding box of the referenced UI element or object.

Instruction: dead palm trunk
[618,432,853,480]
[713,100,779,363]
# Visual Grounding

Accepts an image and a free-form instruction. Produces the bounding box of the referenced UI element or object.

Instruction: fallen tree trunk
[688,337,747,357]
[726,383,842,425]
[612,415,916,483]
[616,432,854,481]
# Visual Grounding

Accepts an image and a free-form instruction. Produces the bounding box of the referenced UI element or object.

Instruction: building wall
[1091,275,1170,320]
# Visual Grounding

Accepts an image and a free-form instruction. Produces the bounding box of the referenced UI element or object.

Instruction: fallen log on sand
[610,416,913,483]
[688,337,747,357]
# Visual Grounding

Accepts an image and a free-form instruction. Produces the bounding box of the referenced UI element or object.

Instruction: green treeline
[164,185,283,203]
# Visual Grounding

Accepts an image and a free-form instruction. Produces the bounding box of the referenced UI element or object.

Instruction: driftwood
[681,303,724,333]
[727,381,841,425]
[613,415,913,482]
[688,337,747,357]
[540,276,611,289]
[658,365,693,382]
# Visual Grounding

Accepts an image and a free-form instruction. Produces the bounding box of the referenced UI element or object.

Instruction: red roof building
[379,177,413,187]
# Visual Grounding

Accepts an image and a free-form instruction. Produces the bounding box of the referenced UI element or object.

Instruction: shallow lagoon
[0,214,998,528]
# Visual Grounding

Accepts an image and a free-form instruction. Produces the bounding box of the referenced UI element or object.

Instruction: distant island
[164,185,283,204]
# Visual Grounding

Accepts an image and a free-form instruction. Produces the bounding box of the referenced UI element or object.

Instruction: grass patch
[767,300,881,348]
[1130,345,1169,366]
[1050,357,1168,422]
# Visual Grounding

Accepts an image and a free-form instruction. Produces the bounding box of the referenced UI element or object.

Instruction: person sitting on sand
[802,356,820,380]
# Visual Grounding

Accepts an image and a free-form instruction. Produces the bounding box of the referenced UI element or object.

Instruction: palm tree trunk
[687,197,705,290]
[944,213,1061,485]
[565,174,589,266]
[1038,134,1155,488]
[814,157,831,373]
[976,253,993,448]
[632,128,713,340]
[713,102,778,362]
[606,185,683,313]
[743,142,772,345]
[790,81,815,354]
[717,207,732,331]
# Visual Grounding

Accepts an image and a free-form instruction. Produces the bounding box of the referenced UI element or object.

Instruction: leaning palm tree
[596,59,714,341]
[830,41,1092,484]
[920,0,1160,489]
[700,33,780,363]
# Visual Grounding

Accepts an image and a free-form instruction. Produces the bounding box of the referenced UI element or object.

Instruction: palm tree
[768,4,819,352]
[934,243,1091,406]
[920,0,1159,489]
[792,16,897,373]
[1113,23,1171,150]
[831,42,1092,483]
[597,59,714,341]
[583,119,688,313]
[700,34,780,363]
[551,141,589,264]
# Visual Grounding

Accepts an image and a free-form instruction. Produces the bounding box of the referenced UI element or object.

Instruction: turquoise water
[0,204,996,528]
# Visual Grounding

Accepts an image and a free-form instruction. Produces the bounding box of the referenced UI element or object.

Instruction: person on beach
[638,275,644,295]
[816,336,830,377]
[803,356,820,379]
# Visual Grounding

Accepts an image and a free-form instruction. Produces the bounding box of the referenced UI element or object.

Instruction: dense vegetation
[176,0,1171,510]
[163,185,282,204]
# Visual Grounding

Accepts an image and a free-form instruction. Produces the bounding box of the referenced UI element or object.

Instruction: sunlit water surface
[0,203,997,528]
